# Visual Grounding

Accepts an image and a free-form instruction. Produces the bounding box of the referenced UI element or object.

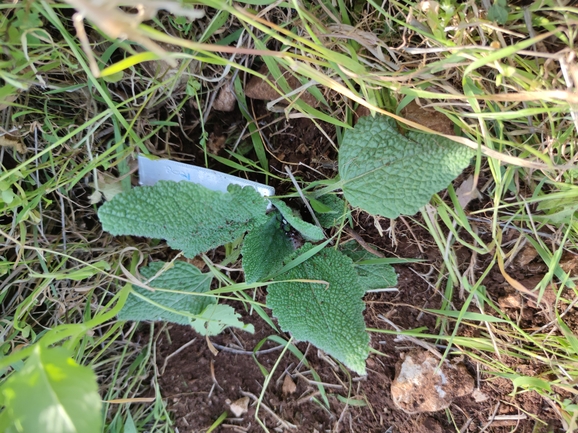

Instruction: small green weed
[95,114,471,374]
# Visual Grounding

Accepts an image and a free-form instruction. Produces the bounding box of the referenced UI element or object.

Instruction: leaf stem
[284,166,326,237]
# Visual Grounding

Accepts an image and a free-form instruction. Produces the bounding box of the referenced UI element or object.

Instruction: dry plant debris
[244,64,319,107]
[63,0,204,76]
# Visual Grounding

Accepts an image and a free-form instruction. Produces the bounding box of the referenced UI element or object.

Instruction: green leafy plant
[0,346,102,433]
[0,281,131,433]
[339,242,398,291]
[96,114,472,376]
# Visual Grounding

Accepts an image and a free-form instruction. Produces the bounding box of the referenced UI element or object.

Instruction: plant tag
[138,155,275,198]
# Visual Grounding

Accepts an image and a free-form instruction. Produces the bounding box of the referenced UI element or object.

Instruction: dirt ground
[139,98,572,432]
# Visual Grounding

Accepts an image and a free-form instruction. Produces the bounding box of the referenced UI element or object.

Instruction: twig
[333,403,349,433]
[296,390,321,405]
[343,227,384,257]
[161,338,196,374]
[294,371,344,389]
[210,359,223,391]
[478,402,501,433]
[239,390,297,430]
[466,216,557,240]
[379,315,442,358]
[399,216,424,253]
[210,342,284,356]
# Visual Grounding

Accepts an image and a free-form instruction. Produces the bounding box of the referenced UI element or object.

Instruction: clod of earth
[213,83,236,112]
[415,416,444,433]
[400,100,455,135]
[390,350,474,414]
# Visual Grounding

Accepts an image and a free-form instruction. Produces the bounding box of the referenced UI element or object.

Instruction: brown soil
[143,99,570,432]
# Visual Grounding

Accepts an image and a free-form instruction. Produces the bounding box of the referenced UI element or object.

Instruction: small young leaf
[309,198,334,213]
[557,316,578,355]
[488,0,509,24]
[118,261,214,325]
[340,242,397,291]
[123,412,138,433]
[271,199,325,241]
[191,304,255,336]
[339,116,472,218]
[313,194,346,228]
[269,246,369,374]
[98,181,269,258]
[0,346,102,433]
[511,376,552,394]
[242,212,294,283]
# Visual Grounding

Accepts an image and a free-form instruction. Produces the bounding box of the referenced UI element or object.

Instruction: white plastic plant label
[138,155,275,198]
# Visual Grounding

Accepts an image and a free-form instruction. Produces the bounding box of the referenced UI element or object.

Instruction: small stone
[282,374,297,395]
[517,244,539,267]
[354,106,372,125]
[391,350,474,414]
[499,292,522,309]
[228,396,249,417]
[472,388,489,403]
[560,252,578,276]
[213,84,236,112]
[401,100,454,135]
[454,175,481,209]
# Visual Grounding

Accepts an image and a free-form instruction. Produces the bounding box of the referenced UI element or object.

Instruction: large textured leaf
[118,261,214,325]
[119,261,253,335]
[268,246,369,374]
[271,199,325,241]
[340,242,397,291]
[242,212,294,283]
[339,116,473,218]
[0,346,102,433]
[98,181,269,258]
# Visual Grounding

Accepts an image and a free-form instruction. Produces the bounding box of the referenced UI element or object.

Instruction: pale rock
[228,396,249,417]
[472,388,489,403]
[213,84,236,112]
[499,292,522,309]
[391,350,474,414]
[282,374,297,395]
[516,244,539,267]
